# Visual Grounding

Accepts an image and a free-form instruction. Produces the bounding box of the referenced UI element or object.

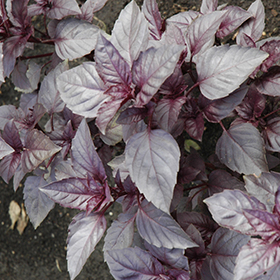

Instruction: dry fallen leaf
[16,203,29,235]
[8,201,29,234]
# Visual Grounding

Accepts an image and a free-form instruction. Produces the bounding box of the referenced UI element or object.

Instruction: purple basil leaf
[216,6,252,38]
[208,169,245,195]
[21,129,61,173]
[256,67,280,97]
[2,120,22,150]
[259,39,280,72]
[167,9,198,31]
[167,269,190,280]
[28,0,81,20]
[125,128,180,213]
[57,62,109,118]
[132,44,184,106]
[0,136,14,159]
[186,11,226,58]
[117,107,147,125]
[67,211,106,280]
[243,209,280,241]
[95,34,132,87]
[204,189,266,235]
[6,0,29,27]
[105,247,165,280]
[244,172,280,212]
[110,0,149,67]
[0,105,25,130]
[254,264,280,280]
[142,0,162,40]
[155,96,186,133]
[23,175,55,229]
[53,18,100,60]
[71,119,106,181]
[196,45,268,100]
[144,241,189,270]
[184,112,204,141]
[38,61,68,115]
[236,0,265,46]
[100,121,123,146]
[78,0,109,22]
[209,227,250,280]
[0,152,21,183]
[136,199,197,249]
[103,212,136,251]
[200,0,217,14]
[234,238,280,280]
[19,93,37,115]
[199,83,248,123]
[216,122,268,175]
[122,120,147,144]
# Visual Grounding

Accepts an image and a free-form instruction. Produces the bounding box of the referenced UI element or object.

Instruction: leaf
[103,212,136,251]
[125,128,180,213]
[111,0,149,66]
[256,68,280,97]
[142,0,162,40]
[0,136,14,160]
[200,0,217,14]
[21,129,61,173]
[204,189,266,235]
[71,119,106,181]
[0,152,21,183]
[234,238,280,280]
[78,0,109,22]
[54,18,100,60]
[132,44,184,106]
[209,228,250,280]
[196,45,268,100]
[216,123,268,175]
[57,62,109,118]
[136,199,198,249]
[9,200,21,229]
[67,212,106,280]
[38,61,68,115]
[105,247,165,280]
[23,175,55,229]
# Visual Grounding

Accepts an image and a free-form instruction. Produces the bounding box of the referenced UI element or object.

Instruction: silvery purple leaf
[200,0,217,14]
[155,96,186,133]
[23,175,55,229]
[38,61,68,115]
[0,136,14,159]
[136,199,197,249]
[71,119,106,181]
[57,62,109,118]
[142,0,162,40]
[67,211,106,280]
[254,264,280,280]
[19,93,37,115]
[209,228,250,280]
[100,119,123,146]
[21,129,61,173]
[236,0,265,46]
[204,189,266,235]
[186,11,226,58]
[31,0,80,19]
[54,18,100,60]
[103,212,136,251]
[111,0,149,66]
[2,120,22,150]
[256,67,280,97]
[125,128,180,213]
[216,6,251,38]
[244,172,280,212]
[208,169,245,195]
[78,0,109,22]
[216,123,268,175]
[144,241,189,270]
[259,40,280,72]
[199,84,248,123]
[6,0,29,28]
[95,34,132,87]
[117,107,147,125]
[184,112,204,141]
[132,44,184,106]
[122,120,147,144]
[234,238,280,280]
[105,247,165,280]
[196,45,268,100]
[0,105,24,130]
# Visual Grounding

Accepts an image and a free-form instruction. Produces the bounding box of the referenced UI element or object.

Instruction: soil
[0,0,280,280]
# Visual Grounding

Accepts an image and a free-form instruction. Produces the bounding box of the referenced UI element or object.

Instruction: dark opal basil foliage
[1,0,280,279]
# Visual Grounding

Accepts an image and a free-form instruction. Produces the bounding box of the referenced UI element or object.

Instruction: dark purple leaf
[2,120,22,150]
[142,0,162,40]
[209,228,250,280]
[216,123,268,175]
[236,0,265,46]
[254,264,280,280]
[0,152,21,183]
[184,112,204,142]
[0,137,14,159]
[19,93,37,115]
[105,247,165,280]
[110,0,149,67]
[57,62,109,118]
[54,18,100,60]
[0,105,24,130]
[125,128,180,213]
[6,0,29,27]
[196,45,268,100]
[259,39,280,72]
[136,199,197,249]
[21,129,61,173]
[204,189,266,235]
[78,0,109,22]
[200,0,217,14]
[132,45,184,106]
[234,238,280,280]
[67,211,106,280]
[117,107,147,125]
[23,175,55,229]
